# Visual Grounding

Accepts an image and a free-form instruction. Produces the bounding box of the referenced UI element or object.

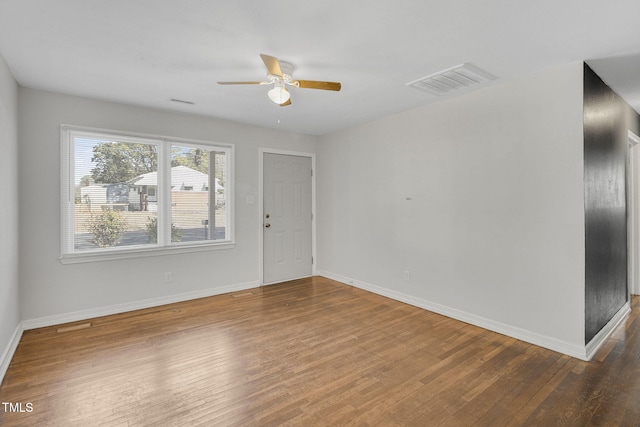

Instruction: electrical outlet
[164,272,173,283]
[403,271,411,282]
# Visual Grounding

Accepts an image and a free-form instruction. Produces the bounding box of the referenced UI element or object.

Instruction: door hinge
[312,256,314,264]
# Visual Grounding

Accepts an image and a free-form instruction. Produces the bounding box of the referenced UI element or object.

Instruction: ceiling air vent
[406,63,496,96]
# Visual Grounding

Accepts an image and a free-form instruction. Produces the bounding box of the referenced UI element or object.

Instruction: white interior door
[263,153,313,284]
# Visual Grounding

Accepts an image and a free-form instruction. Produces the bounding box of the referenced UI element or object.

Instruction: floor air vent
[231,291,255,298]
[406,63,496,96]
[56,323,91,333]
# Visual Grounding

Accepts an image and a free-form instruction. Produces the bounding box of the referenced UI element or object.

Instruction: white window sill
[59,241,236,264]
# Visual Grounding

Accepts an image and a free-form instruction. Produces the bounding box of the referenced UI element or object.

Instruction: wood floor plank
[1,277,639,426]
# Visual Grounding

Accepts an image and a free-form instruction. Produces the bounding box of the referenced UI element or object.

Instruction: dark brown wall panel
[584,63,640,343]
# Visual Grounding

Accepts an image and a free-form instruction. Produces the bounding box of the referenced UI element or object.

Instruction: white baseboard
[21,280,260,330]
[317,270,590,360]
[0,323,24,386]
[585,301,631,360]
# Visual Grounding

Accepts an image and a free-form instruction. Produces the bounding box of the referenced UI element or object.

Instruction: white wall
[0,53,19,379]
[18,88,317,322]
[316,63,586,353]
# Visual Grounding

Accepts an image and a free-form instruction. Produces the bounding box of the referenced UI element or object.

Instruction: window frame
[60,125,235,264]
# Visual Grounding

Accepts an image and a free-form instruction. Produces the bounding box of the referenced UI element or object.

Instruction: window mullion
[157,141,172,246]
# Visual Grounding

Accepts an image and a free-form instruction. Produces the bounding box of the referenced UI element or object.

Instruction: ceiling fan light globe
[268,87,290,104]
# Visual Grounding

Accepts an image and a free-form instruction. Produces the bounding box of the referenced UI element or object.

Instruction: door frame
[259,148,316,285]
[628,130,640,296]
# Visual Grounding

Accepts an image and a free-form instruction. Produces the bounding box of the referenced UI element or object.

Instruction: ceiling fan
[217,54,341,107]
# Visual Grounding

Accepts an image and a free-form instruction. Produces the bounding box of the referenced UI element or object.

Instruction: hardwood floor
[1,276,639,426]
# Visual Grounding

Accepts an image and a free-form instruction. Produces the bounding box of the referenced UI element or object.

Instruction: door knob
[265,223,271,228]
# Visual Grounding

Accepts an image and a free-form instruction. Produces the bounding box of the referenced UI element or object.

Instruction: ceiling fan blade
[295,80,341,91]
[279,98,292,107]
[260,54,283,77]
[217,81,267,85]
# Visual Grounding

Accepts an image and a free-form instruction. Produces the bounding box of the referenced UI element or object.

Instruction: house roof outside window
[128,165,223,192]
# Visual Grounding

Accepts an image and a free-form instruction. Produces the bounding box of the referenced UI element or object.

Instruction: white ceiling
[1,0,639,136]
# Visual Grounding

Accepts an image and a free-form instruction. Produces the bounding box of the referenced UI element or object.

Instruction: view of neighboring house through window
[73,137,159,250]
[61,127,233,258]
[169,145,227,243]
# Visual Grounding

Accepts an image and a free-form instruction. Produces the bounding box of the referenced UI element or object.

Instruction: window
[170,144,228,243]
[61,126,234,263]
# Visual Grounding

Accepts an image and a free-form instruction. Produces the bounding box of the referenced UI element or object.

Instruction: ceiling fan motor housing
[277,61,295,84]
